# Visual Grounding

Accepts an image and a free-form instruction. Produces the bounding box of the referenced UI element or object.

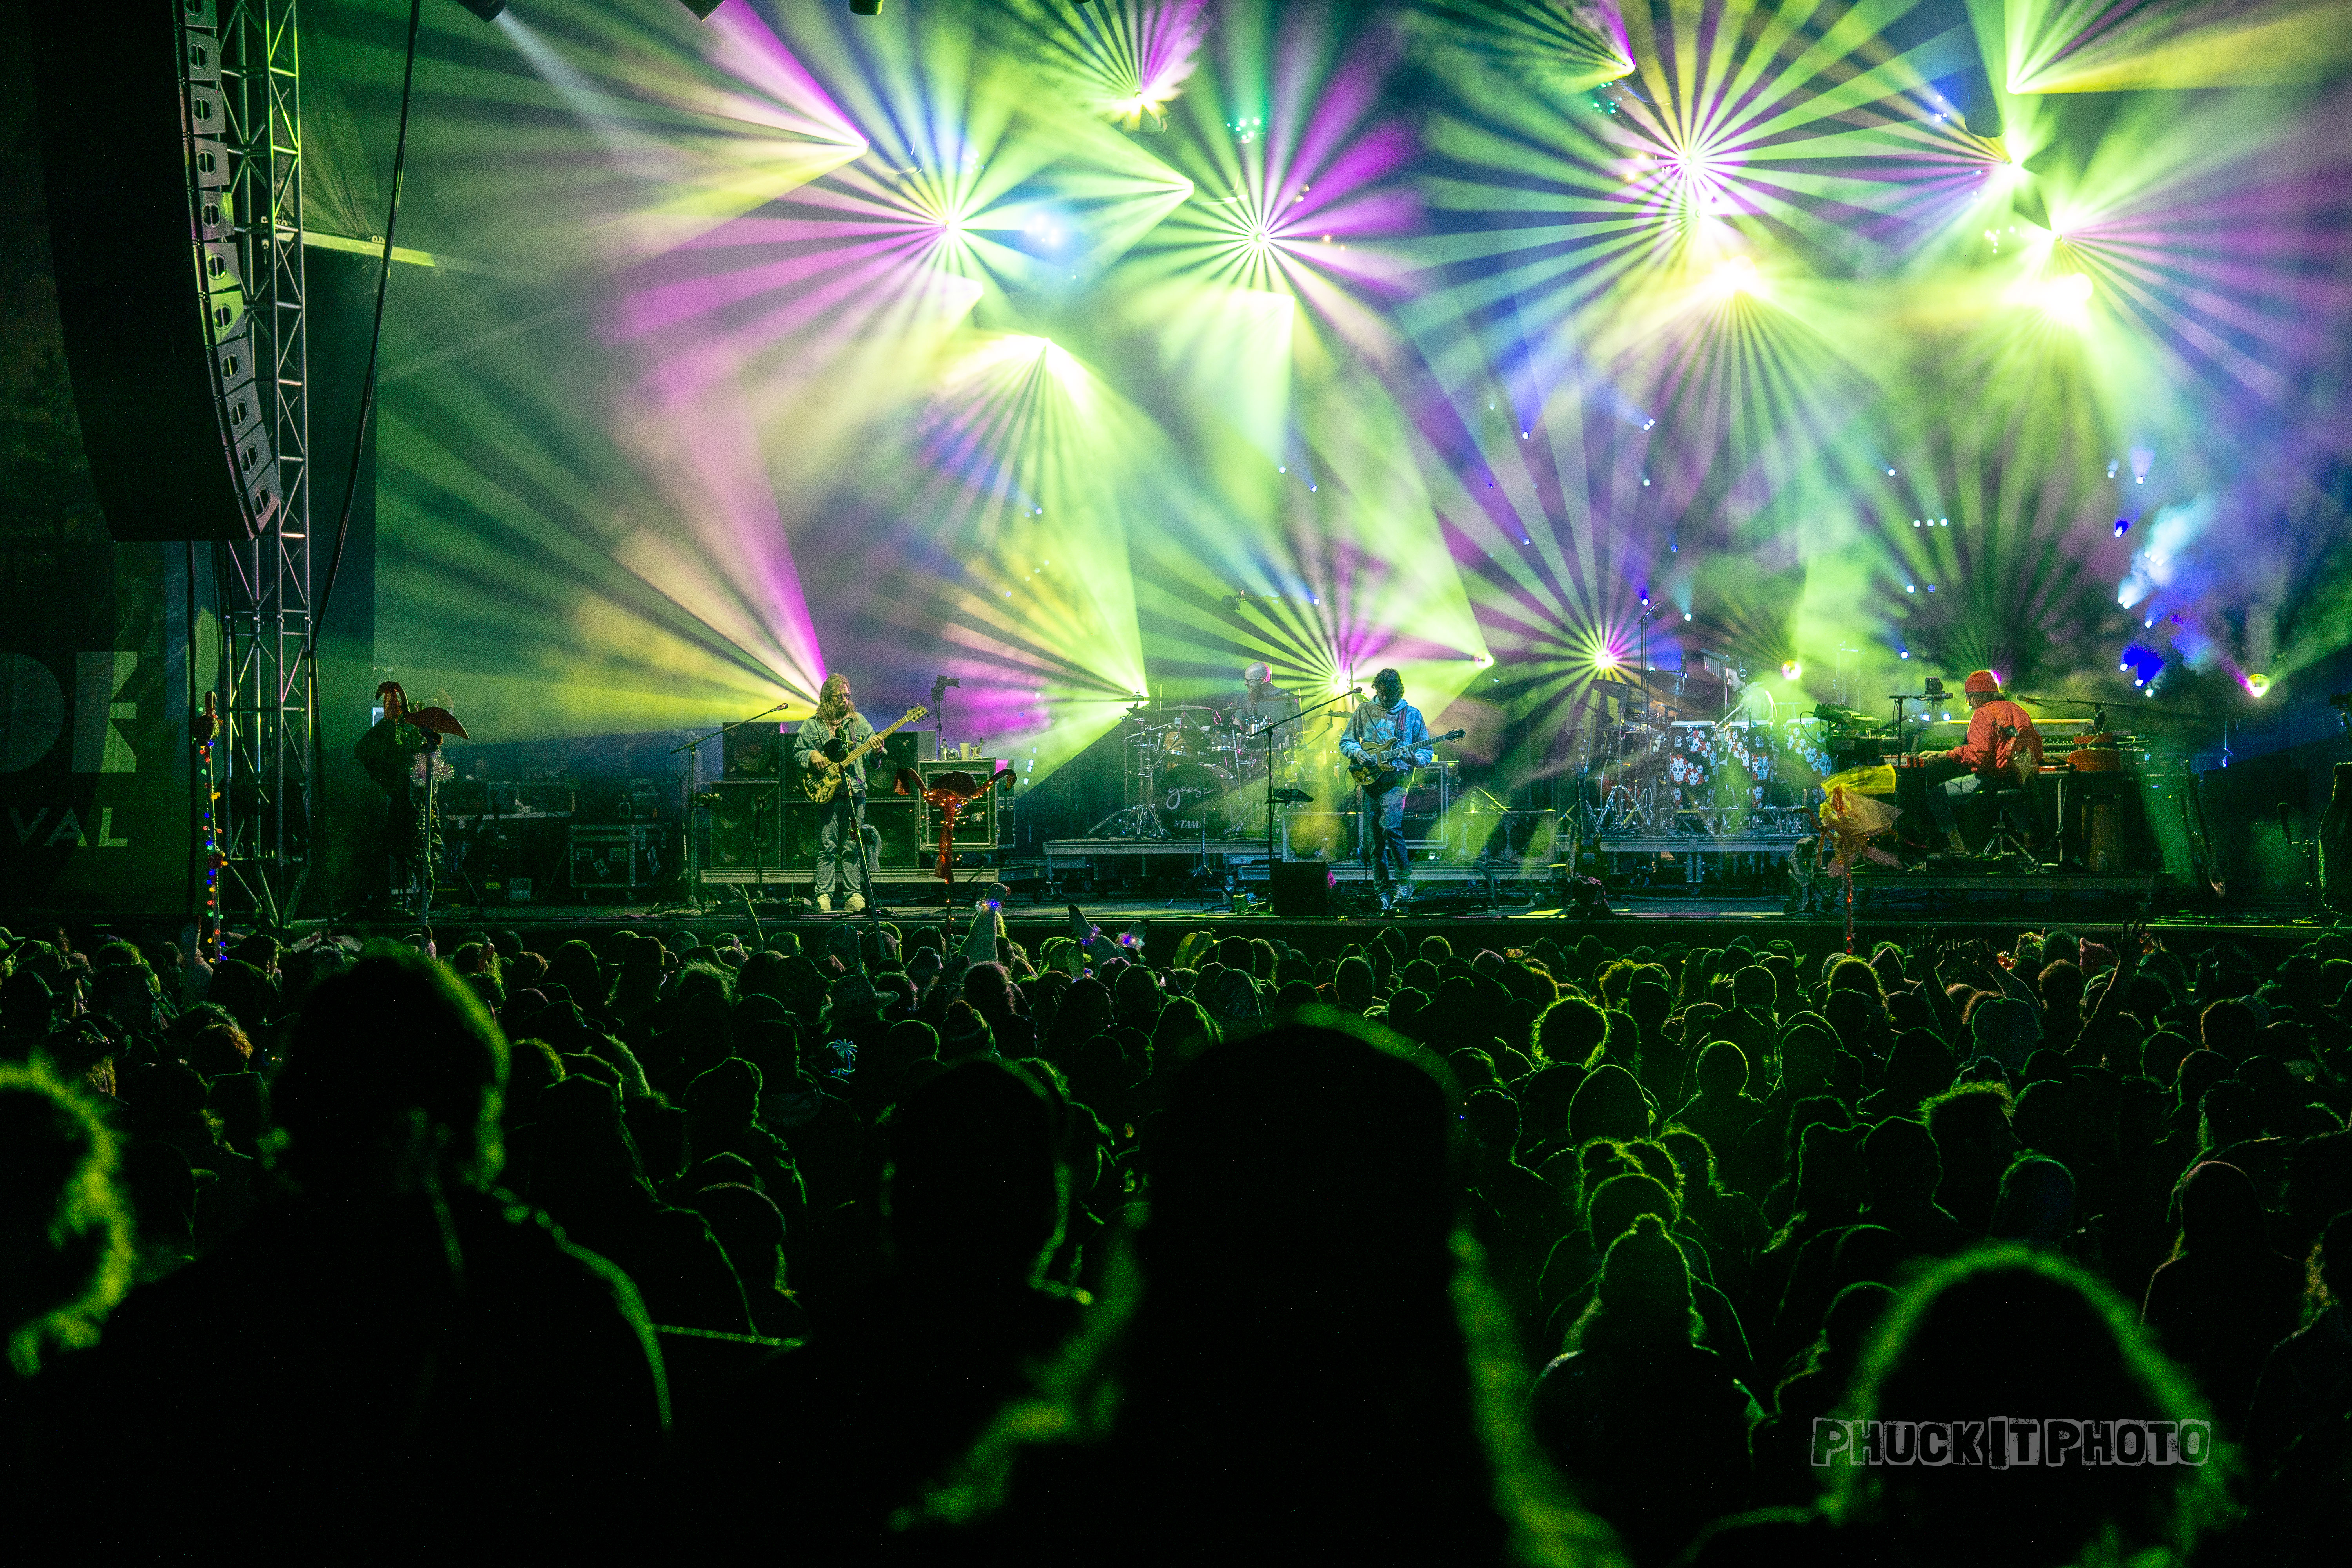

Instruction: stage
[7,1,2349,959]
[310,881,2328,969]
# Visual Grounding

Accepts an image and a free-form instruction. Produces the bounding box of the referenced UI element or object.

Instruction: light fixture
[678,0,726,17]
[1710,254,1759,296]
[454,0,506,19]
[851,0,882,13]
[2247,673,2273,699]
[1781,659,1802,681]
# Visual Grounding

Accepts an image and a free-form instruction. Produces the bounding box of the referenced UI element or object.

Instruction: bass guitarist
[793,674,877,914]
[1339,668,1436,912]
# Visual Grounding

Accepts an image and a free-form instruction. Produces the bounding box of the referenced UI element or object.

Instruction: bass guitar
[804,706,928,803]
[1347,728,1464,793]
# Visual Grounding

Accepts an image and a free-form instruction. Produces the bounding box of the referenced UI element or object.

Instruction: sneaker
[846,893,867,915]
[815,894,833,914]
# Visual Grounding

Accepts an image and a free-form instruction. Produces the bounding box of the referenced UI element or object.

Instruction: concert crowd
[2,907,2348,1564]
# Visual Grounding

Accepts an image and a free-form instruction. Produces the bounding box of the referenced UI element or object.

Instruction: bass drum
[1157,762,1234,837]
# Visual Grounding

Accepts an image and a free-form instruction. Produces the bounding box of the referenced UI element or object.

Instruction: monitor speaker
[1269,860,1332,918]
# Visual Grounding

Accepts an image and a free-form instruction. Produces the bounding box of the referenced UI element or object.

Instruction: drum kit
[1580,713,1813,836]
[1090,703,1308,841]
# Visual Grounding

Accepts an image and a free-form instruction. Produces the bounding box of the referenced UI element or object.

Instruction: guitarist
[793,674,877,914]
[1339,668,1435,913]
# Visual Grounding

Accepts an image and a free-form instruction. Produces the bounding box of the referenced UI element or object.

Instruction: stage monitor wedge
[35,2,287,541]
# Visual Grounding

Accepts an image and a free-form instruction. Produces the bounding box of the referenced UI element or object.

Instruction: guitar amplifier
[1283,811,1355,860]
[915,760,1007,851]
[708,781,787,869]
[779,725,926,793]
[724,724,786,778]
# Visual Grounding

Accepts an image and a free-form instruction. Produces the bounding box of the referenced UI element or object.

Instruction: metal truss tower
[193,0,312,930]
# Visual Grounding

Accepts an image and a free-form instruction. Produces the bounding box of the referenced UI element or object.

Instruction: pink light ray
[706,2,865,146]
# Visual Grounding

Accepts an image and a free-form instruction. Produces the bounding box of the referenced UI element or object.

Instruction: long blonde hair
[814,674,856,727]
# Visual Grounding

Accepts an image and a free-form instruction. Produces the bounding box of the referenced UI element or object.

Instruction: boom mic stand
[1261,687,1361,886]
[667,700,792,912]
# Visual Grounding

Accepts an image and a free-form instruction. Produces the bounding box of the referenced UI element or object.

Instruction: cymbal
[1270,788,1312,804]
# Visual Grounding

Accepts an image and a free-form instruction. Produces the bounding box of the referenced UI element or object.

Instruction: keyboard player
[1905,670,2045,852]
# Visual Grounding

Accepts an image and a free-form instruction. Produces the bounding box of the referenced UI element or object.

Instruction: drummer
[1907,669,2045,852]
[1232,661,1301,742]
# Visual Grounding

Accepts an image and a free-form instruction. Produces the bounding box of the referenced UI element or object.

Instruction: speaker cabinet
[709,781,786,869]
[1270,860,1333,917]
[724,724,785,778]
[1283,811,1356,859]
[710,782,921,871]
[36,2,292,541]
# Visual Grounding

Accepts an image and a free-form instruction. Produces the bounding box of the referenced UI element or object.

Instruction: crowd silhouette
[2,910,2348,1564]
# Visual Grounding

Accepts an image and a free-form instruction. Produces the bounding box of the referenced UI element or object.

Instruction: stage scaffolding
[198,0,312,933]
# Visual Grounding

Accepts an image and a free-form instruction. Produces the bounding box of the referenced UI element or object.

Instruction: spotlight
[1709,254,1758,296]
[1683,612,1693,622]
[1900,650,1910,659]
[454,0,506,18]
[2247,673,2273,699]
[1781,659,1802,681]
[1596,650,1623,671]
[678,0,726,17]
[850,0,882,13]
[2114,518,2131,537]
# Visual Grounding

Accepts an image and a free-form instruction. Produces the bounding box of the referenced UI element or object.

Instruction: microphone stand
[1263,688,1362,882]
[667,700,792,910]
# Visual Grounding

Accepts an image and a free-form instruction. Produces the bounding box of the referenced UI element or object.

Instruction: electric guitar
[1347,728,1464,792]
[803,706,928,803]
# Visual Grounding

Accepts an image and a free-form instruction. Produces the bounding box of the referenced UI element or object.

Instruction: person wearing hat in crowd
[1527,1212,1760,1564]
[819,971,897,1076]
[1906,669,2045,854]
